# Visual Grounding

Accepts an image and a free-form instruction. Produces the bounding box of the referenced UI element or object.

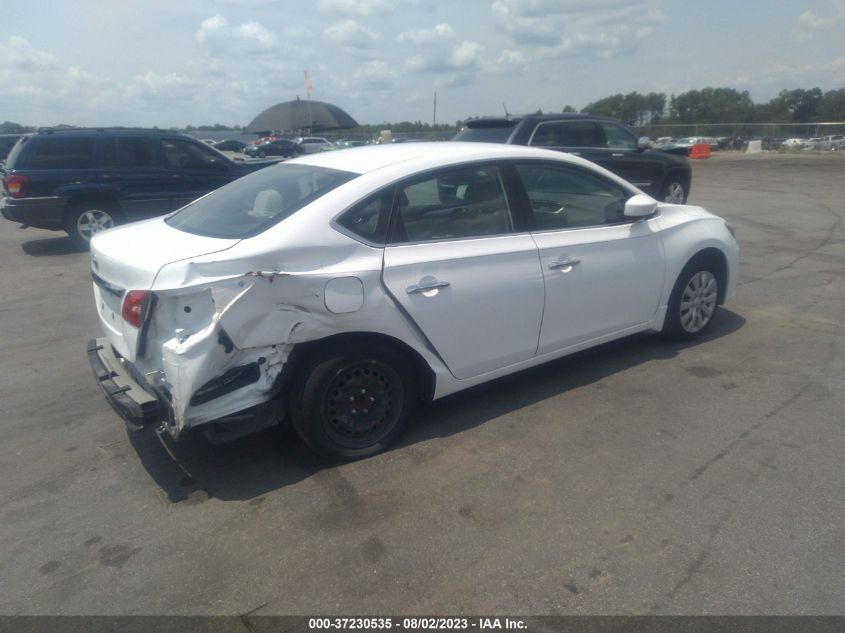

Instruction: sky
[1,0,844,129]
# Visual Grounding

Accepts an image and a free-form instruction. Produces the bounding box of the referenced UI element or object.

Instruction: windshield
[165,163,356,238]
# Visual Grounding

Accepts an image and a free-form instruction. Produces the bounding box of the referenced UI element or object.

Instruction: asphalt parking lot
[0,152,843,615]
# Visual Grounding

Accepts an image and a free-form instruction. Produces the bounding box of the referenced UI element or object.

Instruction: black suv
[1,128,272,246]
[453,114,691,203]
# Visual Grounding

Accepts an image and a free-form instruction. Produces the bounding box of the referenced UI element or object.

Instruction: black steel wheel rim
[320,360,404,449]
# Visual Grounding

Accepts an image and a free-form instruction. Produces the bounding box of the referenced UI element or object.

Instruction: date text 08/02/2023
[308,617,528,630]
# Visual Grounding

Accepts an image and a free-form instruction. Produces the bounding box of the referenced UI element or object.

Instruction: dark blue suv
[1,128,271,246]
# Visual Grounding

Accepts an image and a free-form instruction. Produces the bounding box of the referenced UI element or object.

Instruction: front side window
[516,163,629,230]
[161,138,223,169]
[166,163,356,238]
[27,137,96,169]
[389,166,514,243]
[601,123,637,149]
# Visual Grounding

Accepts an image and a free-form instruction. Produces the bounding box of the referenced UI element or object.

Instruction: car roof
[32,127,196,139]
[289,141,596,176]
[463,113,618,127]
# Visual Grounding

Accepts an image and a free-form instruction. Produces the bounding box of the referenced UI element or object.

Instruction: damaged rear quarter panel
[140,210,440,435]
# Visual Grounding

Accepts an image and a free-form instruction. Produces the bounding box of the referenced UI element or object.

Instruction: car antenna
[502,102,510,117]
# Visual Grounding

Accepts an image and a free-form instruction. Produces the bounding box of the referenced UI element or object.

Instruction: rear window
[26,136,96,169]
[0,136,22,161]
[453,123,516,143]
[2,136,28,169]
[165,163,356,238]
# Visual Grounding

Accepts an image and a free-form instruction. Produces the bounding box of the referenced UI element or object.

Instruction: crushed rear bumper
[87,338,163,430]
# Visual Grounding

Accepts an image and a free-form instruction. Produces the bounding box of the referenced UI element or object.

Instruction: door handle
[406,280,450,294]
[548,258,580,270]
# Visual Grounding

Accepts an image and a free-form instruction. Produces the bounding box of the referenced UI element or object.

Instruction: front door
[160,137,237,210]
[513,162,665,354]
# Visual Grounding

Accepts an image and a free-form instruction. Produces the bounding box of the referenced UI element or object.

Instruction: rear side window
[26,137,96,169]
[103,137,161,168]
[530,121,603,148]
[166,163,356,238]
[336,188,394,244]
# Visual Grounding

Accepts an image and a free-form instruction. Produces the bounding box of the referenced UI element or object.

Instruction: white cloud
[4,36,60,71]
[398,23,482,74]
[449,41,484,68]
[194,14,276,51]
[237,21,274,44]
[195,15,227,42]
[398,23,455,44]
[323,19,379,47]
[318,0,393,16]
[490,0,664,61]
[792,1,845,41]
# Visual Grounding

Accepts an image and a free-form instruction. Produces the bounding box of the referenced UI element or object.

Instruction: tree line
[2,86,843,136]
[578,87,845,126]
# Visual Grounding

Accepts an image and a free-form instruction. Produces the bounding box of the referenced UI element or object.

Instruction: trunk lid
[91,217,239,361]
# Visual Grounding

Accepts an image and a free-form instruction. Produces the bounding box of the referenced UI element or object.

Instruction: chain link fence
[632,122,845,140]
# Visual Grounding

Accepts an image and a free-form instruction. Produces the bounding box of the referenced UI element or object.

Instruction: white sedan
[87,143,738,459]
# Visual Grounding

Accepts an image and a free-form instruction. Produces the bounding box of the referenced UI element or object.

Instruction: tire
[662,176,687,204]
[663,259,720,340]
[290,342,417,460]
[258,150,266,158]
[64,201,121,248]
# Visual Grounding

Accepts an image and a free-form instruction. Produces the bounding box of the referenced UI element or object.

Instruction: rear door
[100,136,173,219]
[381,163,545,380]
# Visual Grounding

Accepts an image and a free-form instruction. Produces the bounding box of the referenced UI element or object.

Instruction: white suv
[295,137,330,153]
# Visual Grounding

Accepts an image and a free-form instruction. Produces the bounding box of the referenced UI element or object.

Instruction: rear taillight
[122,290,150,328]
[7,175,29,198]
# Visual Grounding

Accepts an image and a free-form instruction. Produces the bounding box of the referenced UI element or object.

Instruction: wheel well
[686,247,728,304]
[278,332,436,402]
[64,195,122,222]
[664,169,690,189]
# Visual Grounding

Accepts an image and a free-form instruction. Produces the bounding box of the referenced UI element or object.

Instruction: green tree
[817,89,845,120]
[583,92,665,125]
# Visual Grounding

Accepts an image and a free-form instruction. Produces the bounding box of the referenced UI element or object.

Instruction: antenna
[502,102,510,116]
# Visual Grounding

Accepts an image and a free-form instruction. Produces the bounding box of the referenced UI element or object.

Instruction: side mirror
[637,136,652,149]
[624,194,658,218]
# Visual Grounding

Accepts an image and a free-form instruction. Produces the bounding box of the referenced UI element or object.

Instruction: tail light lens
[7,175,29,198]
[122,290,151,328]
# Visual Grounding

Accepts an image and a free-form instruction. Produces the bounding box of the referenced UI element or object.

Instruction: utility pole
[433,91,437,127]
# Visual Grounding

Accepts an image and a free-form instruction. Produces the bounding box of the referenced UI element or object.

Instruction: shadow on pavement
[21,235,86,256]
[128,309,746,503]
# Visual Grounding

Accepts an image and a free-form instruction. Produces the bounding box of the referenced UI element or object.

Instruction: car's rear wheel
[290,343,417,460]
[664,261,720,340]
[662,177,687,204]
[64,202,120,248]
